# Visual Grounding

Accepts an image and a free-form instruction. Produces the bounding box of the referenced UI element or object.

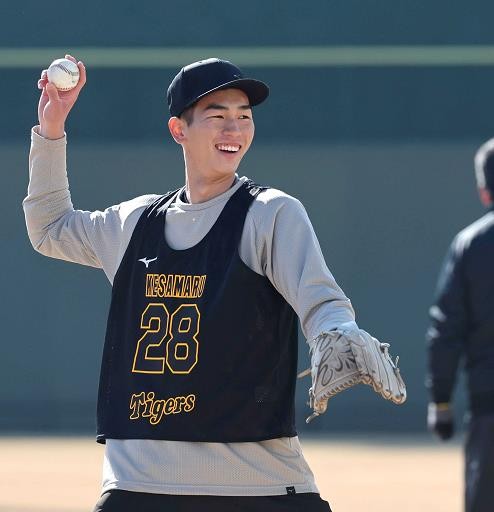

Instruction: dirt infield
[0,436,462,512]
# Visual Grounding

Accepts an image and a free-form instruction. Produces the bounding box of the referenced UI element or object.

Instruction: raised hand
[37,54,86,139]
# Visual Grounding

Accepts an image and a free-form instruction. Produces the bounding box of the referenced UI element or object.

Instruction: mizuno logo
[138,256,157,268]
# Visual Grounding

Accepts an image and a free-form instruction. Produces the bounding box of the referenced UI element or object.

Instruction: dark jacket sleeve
[426,236,467,403]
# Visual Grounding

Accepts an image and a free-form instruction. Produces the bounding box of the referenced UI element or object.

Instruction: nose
[222,117,241,135]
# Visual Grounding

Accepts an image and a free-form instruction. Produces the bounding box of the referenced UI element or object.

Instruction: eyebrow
[203,103,252,111]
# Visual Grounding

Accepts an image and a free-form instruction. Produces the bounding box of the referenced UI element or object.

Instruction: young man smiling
[168,87,255,203]
[25,56,365,512]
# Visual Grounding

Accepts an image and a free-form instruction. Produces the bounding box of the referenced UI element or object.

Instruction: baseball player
[25,55,405,512]
[426,139,494,512]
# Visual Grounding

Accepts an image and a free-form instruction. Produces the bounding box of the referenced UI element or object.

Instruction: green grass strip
[2,46,494,68]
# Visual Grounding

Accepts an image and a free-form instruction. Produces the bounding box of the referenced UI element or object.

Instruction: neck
[185,172,236,204]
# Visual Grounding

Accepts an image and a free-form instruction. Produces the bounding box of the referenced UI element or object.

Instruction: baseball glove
[300,325,406,423]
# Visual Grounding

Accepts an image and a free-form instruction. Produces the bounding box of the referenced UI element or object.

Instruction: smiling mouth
[215,143,241,153]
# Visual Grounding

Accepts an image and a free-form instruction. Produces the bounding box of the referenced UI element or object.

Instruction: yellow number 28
[132,303,200,375]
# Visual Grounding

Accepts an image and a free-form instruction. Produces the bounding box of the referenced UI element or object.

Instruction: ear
[168,117,186,144]
[479,187,493,207]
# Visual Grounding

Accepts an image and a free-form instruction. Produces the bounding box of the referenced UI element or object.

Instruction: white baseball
[47,58,80,91]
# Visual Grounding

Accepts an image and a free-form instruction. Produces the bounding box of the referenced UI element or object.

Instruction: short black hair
[475,138,494,194]
[179,104,195,125]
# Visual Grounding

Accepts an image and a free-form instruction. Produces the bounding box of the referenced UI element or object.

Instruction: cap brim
[215,78,269,106]
[184,78,269,113]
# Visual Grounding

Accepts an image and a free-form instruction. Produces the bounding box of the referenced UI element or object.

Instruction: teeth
[217,144,240,152]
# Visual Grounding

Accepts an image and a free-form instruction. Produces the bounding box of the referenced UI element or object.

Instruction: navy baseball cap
[167,58,269,117]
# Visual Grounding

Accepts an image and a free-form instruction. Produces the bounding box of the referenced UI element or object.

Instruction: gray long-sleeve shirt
[24,127,355,496]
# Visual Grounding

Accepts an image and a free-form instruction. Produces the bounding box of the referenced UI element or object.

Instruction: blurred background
[2,0,493,438]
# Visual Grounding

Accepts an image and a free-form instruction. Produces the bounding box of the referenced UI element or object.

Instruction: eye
[239,115,251,120]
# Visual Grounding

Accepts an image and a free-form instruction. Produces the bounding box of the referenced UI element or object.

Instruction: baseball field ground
[0,435,462,512]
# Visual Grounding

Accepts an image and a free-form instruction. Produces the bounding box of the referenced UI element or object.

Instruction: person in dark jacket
[426,138,494,512]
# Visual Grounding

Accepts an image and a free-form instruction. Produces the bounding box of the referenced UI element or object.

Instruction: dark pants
[465,414,494,512]
[93,489,332,512]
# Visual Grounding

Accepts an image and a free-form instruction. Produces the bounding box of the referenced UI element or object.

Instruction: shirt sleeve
[425,235,467,403]
[22,127,157,283]
[242,188,355,344]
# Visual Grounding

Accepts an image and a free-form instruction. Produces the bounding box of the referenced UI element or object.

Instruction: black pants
[93,490,332,512]
[465,414,494,512]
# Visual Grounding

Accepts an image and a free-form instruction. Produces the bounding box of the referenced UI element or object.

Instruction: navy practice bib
[96,181,298,443]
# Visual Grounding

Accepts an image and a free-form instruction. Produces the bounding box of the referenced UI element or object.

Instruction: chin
[216,162,241,176]
[217,167,238,178]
